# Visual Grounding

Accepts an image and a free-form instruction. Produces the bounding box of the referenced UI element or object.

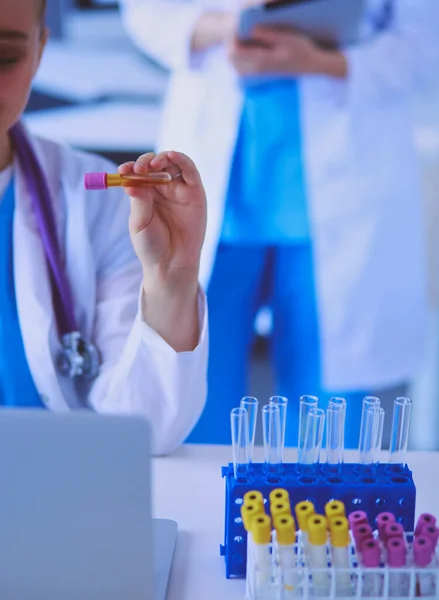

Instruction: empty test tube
[358,397,380,466]
[269,396,288,459]
[372,407,385,464]
[240,397,258,464]
[262,404,282,475]
[299,407,325,472]
[298,395,318,464]
[326,401,346,469]
[389,397,412,465]
[230,407,250,479]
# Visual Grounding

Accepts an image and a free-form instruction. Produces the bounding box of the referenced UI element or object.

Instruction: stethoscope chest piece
[56,331,100,381]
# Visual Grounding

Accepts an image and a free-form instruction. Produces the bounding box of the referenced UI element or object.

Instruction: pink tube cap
[415,514,437,537]
[414,536,433,568]
[376,512,396,540]
[384,522,405,544]
[362,539,381,568]
[84,172,107,190]
[421,524,439,548]
[348,510,368,530]
[387,537,407,567]
[353,523,374,551]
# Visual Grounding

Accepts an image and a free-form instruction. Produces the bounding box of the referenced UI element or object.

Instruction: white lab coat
[12,128,208,455]
[121,0,439,392]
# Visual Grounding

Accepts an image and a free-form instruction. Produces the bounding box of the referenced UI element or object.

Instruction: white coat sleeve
[120,0,205,71]
[81,168,208,456]
[343,0,439,103]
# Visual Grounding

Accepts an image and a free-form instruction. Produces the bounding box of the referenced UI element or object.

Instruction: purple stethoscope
[9,122,100,381]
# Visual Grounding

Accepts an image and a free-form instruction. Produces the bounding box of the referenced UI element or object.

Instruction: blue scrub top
[0,178,44,407]
[221,77,310,244]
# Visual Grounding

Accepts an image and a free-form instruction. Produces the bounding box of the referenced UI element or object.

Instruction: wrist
[141,268,200,352]
[315,49,348,78]
[142,265,199,300]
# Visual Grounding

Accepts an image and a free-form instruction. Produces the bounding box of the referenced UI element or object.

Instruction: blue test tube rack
[220,461,416,579]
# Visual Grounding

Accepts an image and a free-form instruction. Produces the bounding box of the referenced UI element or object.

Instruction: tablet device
[238,0,366,47]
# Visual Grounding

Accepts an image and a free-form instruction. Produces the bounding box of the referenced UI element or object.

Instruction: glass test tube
[240,397,258,463]
[269,396,288,459]
[372,407,385,464]
[299,407,325,471]
[230,407,250,479]
[389,397,412,465]
[298,395,318,464]
[262,404,282,475]
[326,403,346,468]
[358,397,380,465]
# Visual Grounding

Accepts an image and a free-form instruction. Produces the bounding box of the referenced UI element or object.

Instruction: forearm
[141,270,200,352]
[191,11,235,53]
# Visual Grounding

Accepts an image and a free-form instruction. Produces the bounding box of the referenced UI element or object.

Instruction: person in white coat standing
[122,0,438,446]
[0,0,209,455]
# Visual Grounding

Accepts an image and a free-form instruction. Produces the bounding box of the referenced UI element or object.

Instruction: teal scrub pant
[186,244,367,447]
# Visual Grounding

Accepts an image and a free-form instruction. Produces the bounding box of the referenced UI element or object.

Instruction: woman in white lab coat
[121,0,438,446]
[0,0,208,455]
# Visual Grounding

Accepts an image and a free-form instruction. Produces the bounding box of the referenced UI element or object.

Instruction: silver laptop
[0,410,177,600]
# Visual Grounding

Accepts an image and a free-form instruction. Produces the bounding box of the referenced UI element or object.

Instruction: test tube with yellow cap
[330,516,352,596]
[269,488,290,506]
[241,502,264,532]
[271,501,291,520]
[325,500,346,527]
[244,490,264,510]
[295,500,315,550]
[249,514,273,595]
[274,514,299,597]
[307,514,330,595]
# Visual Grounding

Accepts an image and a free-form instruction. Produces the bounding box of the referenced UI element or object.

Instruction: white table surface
[152,445,439,600]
